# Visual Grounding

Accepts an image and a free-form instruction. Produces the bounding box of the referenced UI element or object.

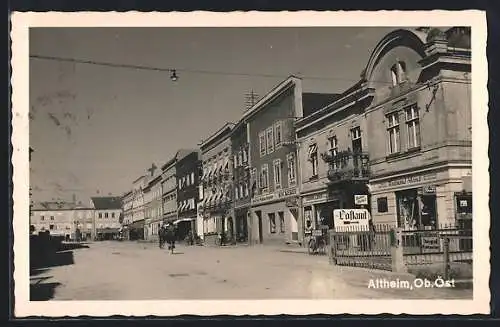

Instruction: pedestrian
[158,225,164,249]
[165,223,176,254]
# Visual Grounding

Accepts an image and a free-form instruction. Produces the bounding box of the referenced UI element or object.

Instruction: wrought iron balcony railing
[321,150,370,183]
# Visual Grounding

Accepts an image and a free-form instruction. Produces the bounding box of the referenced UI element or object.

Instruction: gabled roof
[161,149,198,170]
[199,123,235,151]
[91,196,123,210]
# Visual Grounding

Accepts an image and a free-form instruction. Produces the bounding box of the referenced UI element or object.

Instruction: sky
[29,26,398,204]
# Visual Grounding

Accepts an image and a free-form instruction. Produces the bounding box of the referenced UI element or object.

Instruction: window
[260,164,269,192]
[387,113,401,154]
[239,184,244,199]
[233,154,238,168]
[105,212,108,218]
[308,144,318,177]
[377,197,388,213]
[251,168,259,195]
[390,61,407,86]
[278,211,285,233]
[274,121,283,147]
[273,159,282,189]
[49,224,54,230]
[242,148,248,164]
[351,126,362,153]
[328,136,338,168]
[259,131,266,157]
[244,182,249,197]
[238,151,243,167]
[50,216,54,220]
[287,153,296,186]
[266,127,274,154]
[98,213,102,218]
[405,105,421,149]
[235,185,240,200]
[269,213,276,233]
[178,179,182,189]
[41,216,44,221]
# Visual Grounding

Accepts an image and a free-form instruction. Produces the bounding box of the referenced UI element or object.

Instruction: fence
[329,223,473,277]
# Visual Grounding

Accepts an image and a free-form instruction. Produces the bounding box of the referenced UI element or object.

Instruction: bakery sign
[333,209,371,232]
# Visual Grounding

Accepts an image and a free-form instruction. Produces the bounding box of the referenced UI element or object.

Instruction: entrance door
[256,211,263,244]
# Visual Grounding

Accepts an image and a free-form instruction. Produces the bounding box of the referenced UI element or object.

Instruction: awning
[178,202,186,212]
[173,218,195,224]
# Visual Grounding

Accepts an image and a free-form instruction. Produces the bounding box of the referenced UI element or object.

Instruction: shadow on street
[30,282,62,301]
[31,250,75,270]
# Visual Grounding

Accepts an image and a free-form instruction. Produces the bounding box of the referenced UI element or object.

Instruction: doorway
[256,210,263,244]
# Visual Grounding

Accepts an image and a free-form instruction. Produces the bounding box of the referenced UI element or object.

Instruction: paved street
[30,241,472,300]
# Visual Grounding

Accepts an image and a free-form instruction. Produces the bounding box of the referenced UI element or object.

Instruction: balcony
[322,151,370,184]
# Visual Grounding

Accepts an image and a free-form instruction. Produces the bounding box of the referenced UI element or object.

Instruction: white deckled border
[11,10,490,317]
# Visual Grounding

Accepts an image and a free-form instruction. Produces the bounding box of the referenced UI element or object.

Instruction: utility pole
[244,90,259,110]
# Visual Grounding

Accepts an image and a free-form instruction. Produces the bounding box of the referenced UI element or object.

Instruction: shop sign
[354,194,368,205]
[422,185,436,194]
[303,192,328,205]
[252,187,297,205]
[421,236,441,252]
[333,209,370,232]
[375,173,437,190]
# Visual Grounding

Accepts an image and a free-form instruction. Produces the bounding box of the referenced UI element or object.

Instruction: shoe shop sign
[333,209,371,232]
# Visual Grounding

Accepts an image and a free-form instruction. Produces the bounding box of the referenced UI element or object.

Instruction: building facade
[243,76,339,246]
[363,27,472,229]
[91,196,123,240]
[143,168,163,241]
[175,150,201,241]
[31,201,92,241]
[296,82,373,241]
[230,120,251,243]
[127,175,146,240]
[161,156,178,225]
[199,123,234,245]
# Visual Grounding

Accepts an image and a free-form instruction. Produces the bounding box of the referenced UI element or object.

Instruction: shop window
[266,127,274,154]
[269,213,276,234]
[396,189,419,230]
[304,207,313,234]
[308,144,319,178]
[377,197,388,213]
[456,194,472,215]
[420,194,437,229]
[387,112,401,154]
[278,211,285,233]
[406,105,421,149]
[259,131,266,157]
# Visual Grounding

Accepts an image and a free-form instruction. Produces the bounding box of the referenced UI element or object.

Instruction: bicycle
[308,235,327,255]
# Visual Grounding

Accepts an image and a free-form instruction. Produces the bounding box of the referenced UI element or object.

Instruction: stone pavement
[30,241,472,300]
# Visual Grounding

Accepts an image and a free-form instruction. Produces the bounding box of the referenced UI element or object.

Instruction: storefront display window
[396,189,437,230]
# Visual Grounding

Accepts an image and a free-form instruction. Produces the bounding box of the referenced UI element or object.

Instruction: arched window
[390,61,407,86]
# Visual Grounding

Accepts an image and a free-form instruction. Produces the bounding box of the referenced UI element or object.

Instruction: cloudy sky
[29,27,397,203]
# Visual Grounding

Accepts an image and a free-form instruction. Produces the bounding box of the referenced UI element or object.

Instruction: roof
[200,123,235,149]
[91,196,123,210]
[32,201,78,211]
[161,149,197,170]
[302,93,342,118]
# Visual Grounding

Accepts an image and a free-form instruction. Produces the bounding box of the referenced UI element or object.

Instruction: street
[30,241,473,300]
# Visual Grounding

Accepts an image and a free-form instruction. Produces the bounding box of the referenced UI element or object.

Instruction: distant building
[143,166,162,241]
[230,120,251,243]
[31,201,93,241]
[199,123,234,245]
[124,175,147,240]
[175,150,201,241]
[91,196,122,240]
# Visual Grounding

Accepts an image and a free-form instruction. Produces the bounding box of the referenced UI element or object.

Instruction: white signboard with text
[354,194,368,205]
[333,209,370,232]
